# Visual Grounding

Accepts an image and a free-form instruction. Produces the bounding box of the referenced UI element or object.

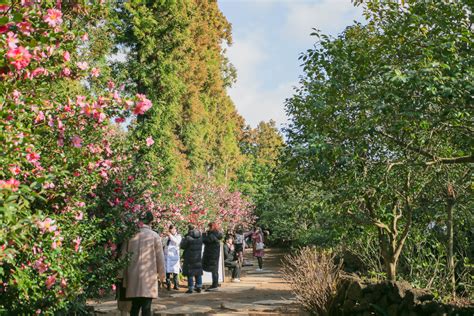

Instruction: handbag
[255,242,264,251]
[116,279,131,301]
[116,240,131,301]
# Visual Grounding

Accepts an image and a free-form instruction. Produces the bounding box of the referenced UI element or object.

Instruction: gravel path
[89,248,305,315]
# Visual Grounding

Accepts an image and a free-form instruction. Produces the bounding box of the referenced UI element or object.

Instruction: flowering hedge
[0,1,152,313]
[0,1,255,314]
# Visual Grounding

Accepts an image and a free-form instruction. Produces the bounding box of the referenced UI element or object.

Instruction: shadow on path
[90,248,307,315]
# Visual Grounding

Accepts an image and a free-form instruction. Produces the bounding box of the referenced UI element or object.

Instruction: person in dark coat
[180,224,203,294]
[202,222,223,291]
[223,235,241,282]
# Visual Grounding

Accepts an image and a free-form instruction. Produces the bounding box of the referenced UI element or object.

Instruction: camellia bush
[153,175,256,232]
[0,1,153,313]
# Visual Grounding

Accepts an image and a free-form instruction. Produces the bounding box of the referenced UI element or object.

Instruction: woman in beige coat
[122,212,166,316]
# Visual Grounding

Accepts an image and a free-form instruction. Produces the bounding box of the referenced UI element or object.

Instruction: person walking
[252,225,265,271]
[223,235,241,282]
[163,224,182,291]
[234,226,245,265]
[122,211,166,316]
[180,224,203,294]
[202,222,223,291]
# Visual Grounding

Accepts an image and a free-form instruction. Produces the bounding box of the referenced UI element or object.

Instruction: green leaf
[0,16,8,26]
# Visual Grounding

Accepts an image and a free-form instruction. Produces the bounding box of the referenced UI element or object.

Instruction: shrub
[281,247,343,315]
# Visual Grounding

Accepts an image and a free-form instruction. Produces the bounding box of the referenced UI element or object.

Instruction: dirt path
[90,248,304,315]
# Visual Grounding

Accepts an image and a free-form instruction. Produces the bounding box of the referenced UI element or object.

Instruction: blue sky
[218,0,364,128]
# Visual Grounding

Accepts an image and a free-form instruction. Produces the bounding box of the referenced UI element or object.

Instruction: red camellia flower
[26,152,40,163]
[6,46,32,70]
[17,21,33,35]
[45,274,56,289]
[43,8,63,27]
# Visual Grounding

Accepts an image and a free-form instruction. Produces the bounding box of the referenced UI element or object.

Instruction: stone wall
[329,275,474,316]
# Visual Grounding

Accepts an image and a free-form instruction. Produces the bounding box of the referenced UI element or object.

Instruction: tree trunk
[446,192,456,298]
[385,258,397,281]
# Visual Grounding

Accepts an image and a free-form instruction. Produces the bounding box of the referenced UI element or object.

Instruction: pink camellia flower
[62,67,71,76]
[71,135,82,148]
[73,237,81,252]
[75,212,84,221]
[109,242,117,251]
[107,80,115,90]
[146,137,154,147]
[21,0,34,7]
[111,284,116,292]
[34,258,48,274]
[52,236,63,249]
[115,117,125,124]
[94,111,106,123]
[43,8,63,27]
[34,111,45,123]
[45,274,56,289]
[63,51,70,62]
[9,165,21,175]
[91,67,100,77]
[6,32,18,49]
[43,182,55,189]
[17,21,33,35]
[30,67,47,78]
[0,5,9,12]
[36,218,57,233]
[132,94,152,115]
[26,152,40,163]
[76,62,88,70]
[0,178,20,191]
[6,46,32,70]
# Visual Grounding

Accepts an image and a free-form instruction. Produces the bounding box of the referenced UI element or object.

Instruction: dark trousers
[130,297,152,316]
[226,261,241,279]
[187,274,203,290]
[257,257,263,269]
[211,271,219,288]
[166,272,179,288]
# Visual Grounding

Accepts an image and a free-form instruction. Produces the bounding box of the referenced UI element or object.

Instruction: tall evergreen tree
[114,0,244,184]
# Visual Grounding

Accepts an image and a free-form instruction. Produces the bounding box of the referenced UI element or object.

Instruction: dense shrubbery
[262,0,473,302]
[0,1,258,313]
[0,2,157,313]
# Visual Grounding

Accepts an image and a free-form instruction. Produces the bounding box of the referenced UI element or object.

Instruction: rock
[387,304,398,316]
[386,281,411,303]
[346,279,366,301]
[352,297,370,312]
[402,287,433,310]
[152,304,167,311]
[220,302,281,312]
[419,301,440,314]
[157,305,213,315]
[252,299,296,305]
[342,299,356,313]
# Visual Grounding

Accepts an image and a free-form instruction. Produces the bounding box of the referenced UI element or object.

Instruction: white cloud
[222,0,364,128]
[283,0,364,43]
[226,32,294,128]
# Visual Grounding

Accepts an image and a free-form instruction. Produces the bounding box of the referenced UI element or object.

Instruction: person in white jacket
[163,224,182,290]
